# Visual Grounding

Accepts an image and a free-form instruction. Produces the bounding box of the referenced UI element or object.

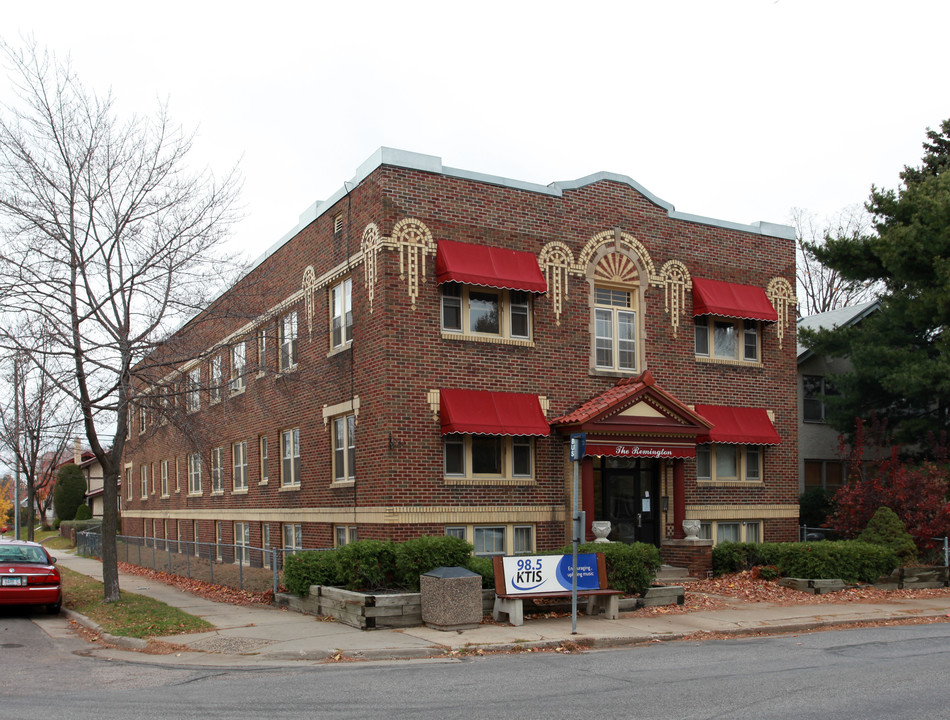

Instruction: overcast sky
[4,1,949,261]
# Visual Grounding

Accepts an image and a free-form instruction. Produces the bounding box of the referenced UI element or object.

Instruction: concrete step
[656,564,698,582]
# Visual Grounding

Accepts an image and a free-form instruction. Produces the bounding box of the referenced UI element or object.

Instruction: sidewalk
[52,551,950,667]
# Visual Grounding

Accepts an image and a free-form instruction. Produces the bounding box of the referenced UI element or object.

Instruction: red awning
[694,405,782,445]
[440,389,550,436]
[692,277,778,322]
[436,239,547,293]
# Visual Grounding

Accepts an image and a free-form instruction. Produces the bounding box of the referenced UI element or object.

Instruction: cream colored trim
[538,396,549,417]
[697,480,764,488]
[322,396,360,427]
[441,332,535,348]
[124,504,567,524]
[695,356,763,369]
[445,478,538,487]
[427,389,441,421]
[686,504,799,520]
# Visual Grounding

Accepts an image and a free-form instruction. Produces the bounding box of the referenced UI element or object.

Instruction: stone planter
[682,519,701,541]
[591,521,612,543]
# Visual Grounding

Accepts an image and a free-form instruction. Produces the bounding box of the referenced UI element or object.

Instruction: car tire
[47,602,61,615]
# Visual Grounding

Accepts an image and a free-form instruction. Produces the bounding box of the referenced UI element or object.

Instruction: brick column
[672,458,686,539]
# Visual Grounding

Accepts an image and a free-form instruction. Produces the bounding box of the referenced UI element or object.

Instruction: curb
[62,607,149,651]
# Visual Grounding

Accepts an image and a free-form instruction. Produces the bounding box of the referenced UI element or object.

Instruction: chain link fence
[77,530,298,596]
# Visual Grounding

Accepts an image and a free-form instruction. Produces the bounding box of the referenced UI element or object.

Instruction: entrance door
[598,458,660,545]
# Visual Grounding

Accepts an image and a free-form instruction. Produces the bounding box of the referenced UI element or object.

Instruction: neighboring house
[797,300,881,495]
[59,441,115,519]
[123,148,799,561]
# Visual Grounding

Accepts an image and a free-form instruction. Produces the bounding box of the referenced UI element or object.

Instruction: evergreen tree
[802,119,950,446]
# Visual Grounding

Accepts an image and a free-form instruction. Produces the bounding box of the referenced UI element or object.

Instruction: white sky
[3,0,949,261]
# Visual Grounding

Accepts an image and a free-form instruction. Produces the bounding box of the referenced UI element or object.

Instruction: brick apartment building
[122,148,799,565]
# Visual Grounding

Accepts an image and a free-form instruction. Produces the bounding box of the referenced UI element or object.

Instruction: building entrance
[593,457,661,545]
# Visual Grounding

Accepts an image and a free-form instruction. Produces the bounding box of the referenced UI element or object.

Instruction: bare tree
[0,340,77,540]
[792,206,879,317]
[0,40,241,601]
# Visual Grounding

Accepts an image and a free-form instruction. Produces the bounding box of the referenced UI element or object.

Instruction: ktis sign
[500,554,600,595]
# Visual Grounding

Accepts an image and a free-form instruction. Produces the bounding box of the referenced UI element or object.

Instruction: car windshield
[0,546,49,564]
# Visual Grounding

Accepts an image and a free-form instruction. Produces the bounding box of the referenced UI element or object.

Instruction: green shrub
[858,506,918,565]
[799,487,833,527]
[336,539,397,591]
[558,542,661,596]
[713,540,898,584]
[463,554,495,589]
[53,464,86,521]
[757,565,781,581]
[74,504,92,521]
[393,535,474,590]
[282,550,342,596]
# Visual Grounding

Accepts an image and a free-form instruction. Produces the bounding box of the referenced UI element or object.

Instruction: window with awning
[436,239,547,293]
[692,277,778,322]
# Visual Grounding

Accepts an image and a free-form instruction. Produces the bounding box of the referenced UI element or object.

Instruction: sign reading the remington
[584,443,695,459]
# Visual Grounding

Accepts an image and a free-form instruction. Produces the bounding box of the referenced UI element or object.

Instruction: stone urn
[591,520,612,543]
[682,519,701,541]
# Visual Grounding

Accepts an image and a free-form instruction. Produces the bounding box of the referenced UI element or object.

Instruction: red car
[0,540,62,614]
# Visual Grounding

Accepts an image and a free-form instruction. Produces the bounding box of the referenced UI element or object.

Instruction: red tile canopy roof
[436,239,547,293]
[440,389,550,436]
[692,277,778,322]
[694,404,781,445]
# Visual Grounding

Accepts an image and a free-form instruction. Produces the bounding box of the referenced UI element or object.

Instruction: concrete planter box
[276,586,496,630]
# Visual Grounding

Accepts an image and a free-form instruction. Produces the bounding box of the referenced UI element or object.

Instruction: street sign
[569,433,586,462]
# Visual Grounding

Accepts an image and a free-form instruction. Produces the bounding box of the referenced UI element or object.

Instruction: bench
[492,552,622,626]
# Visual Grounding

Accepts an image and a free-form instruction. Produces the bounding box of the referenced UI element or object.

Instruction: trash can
[420,566,483,631]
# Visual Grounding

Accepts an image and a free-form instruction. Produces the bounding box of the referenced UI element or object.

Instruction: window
[193,520,201,557]
[209,355,222,403]
[259,435,269,484]
[257,329,267,375]
[139,406,147,434]
[211,447,224,493]
[445,526,466,540]
[262,523,272,568]
[281,428,300,487]
[699,520,762,546]
[803,375,838,422]
[443,436,533,479]
[215,521,223,561]
[474,526,506,556]
[234,522,249,565]
[140,466,148,499]
[188,453,202,495]
[333,212,343,236]
[175,457,180,493]
[441,284,532,340]
[695,317,760,362]
[332,414,356,482]
[186,368,201,412]
[594,286,637,372]
[335,525,357,547]
[231,341,246,393]
[125,465,133,501]
[283,523,302,552]
[233,441,248,491]
[696,444,762,482]
[151,463,156,495]
[160,460,169,497]
[804,460,845,491]
[513,525,534,555]
[279,311,298,371]
[330,278,353,349]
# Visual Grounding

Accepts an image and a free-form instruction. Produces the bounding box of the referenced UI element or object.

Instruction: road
[2,611,949,719]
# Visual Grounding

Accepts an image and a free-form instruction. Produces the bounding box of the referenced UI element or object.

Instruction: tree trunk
[100,463,121,602]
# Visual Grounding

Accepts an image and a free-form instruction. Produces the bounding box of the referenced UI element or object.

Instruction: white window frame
[330,277,353,350]
[234,521,250,565]
[209,355,223,403]
[332,414,356,483]
[139,406,147,434]
[211,447,224,494]
[474,526,506,556]
[160,459,169,498]
[443,436,533,480]
[279,311,298,371]
[696,444,763,482]
[334,525,358,547]
[259,435,269,484]
[188,452,202,495]
[125,465,133,501]
[440,284,532,341]
[193,520,201,557]
[699,520,763,546]
[593,285,637,373]
[280,428,301,487]
[140,465,148,499]
[257,329,267,376]
[262,523,272,568]
[231,341,246,393]
[175,457,181,493]
[186,368,201,413]
[233,441,248,492]
[283,523,302,552]
[215,521,223,562]
[695,316,760,362]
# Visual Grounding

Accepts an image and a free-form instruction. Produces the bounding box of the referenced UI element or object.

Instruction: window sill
[441,331,533,348]
[589,367,639,379]
[696,479,764,487]
[210,490,224,496]
[278,484,301,492]
[160,494,169,499]
[695,356,763,368]
[210,397,222,406]
[230,386,246,397]
[259,479,269,486]
[327,342,352,358]
[332,479,355,488]
[232,488,248,495]
[277,365,298,376]
[187,492,202,498]
[444,477,537,486]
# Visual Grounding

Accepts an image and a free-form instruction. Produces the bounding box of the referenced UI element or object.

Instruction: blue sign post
[569,433,586,634]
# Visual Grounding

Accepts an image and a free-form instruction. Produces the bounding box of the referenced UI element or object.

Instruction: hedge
[713,540,899,584]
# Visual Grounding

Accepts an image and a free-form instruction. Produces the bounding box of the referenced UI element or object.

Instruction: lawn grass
[60,566,213,639]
